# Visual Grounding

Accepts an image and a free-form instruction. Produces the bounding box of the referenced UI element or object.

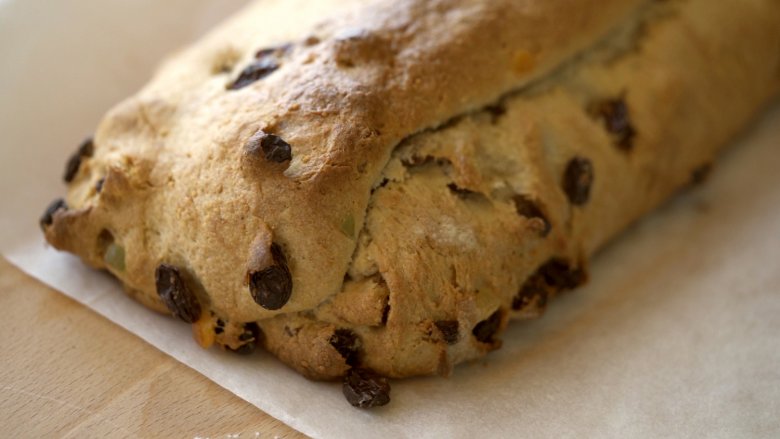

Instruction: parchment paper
[1,1,779,437]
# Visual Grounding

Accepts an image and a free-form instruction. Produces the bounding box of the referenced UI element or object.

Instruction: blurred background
[0,0,248,252]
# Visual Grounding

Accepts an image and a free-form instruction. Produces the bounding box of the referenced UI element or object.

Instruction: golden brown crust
[46,0,648,321]
[43,0,780,380]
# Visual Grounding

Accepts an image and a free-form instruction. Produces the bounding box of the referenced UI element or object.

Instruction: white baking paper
[1,1,779,438]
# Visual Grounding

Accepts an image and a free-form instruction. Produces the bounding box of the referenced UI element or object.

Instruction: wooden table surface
[0,256,306,438]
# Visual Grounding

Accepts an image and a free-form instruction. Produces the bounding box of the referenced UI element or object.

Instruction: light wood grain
[0,256,307,438]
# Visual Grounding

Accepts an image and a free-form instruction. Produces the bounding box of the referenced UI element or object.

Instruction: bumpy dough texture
[44,0,780,380]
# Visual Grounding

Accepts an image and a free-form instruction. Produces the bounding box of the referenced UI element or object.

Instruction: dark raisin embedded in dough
[39,198,67,230]
[539,259,586,290]
[329,328,361,366]
[562,156,594,206]
[238,322,260,342]
[342,368,391,409]
[249,263,292,309]
[594,98,636,151]
[63,137,94,183]
[248,243,293,310]
[230,322,262,355]
[227,57,279,90]
[512,274,547,311]
[472,309,503,344]
[434,320,460,345]
[245,131,293,163]
[513,195,551,237]
[512,259,586,311]
[260,134,292,163]
[691,162,713,185]
[154,264,202,324]
[95,177,105,193]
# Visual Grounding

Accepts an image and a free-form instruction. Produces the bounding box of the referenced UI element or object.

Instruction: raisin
[511,275,547,311]
[154,264,201,324]
[63,137,94,183]
[513,195,551,236]
[260,135,292,163]
[594,98,636,151]
[512,259,586,311]
[562,157,594,206]
[472,309,502,344]
[227,57,279,90]
[231,322,262,355]
[329,328,360,365]
[342,368,391,408]
[434,320,459,345]
[245,131,293,163]
[39,198,67,230]
[248,243,293,310]
[95,177,105,193]
[238,330,254,341]
[539,259,585,290]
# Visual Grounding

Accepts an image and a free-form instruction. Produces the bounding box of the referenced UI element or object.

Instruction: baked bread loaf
[42,0,780,406]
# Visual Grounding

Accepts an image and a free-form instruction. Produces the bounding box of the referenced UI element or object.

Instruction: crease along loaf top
[41,0,780,407]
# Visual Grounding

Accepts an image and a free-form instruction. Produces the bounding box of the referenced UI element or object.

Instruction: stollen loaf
[41,0,780,407]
